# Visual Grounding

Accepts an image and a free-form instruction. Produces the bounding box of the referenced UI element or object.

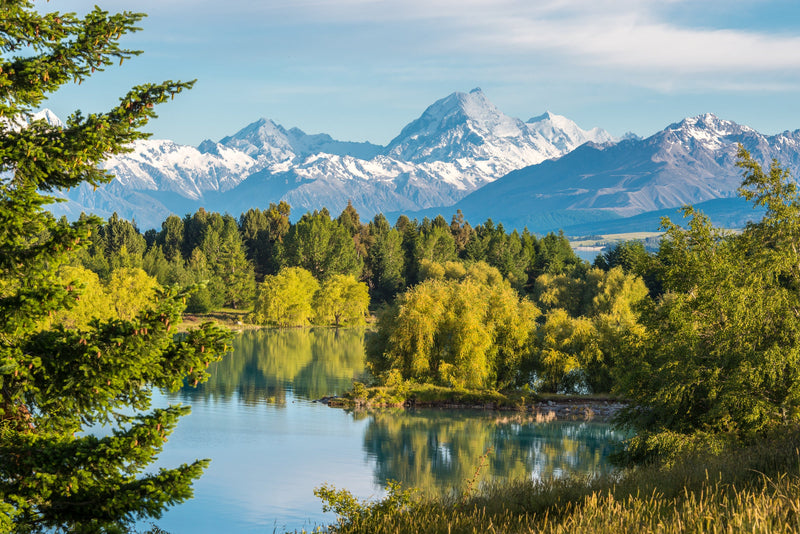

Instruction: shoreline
[318,396,626,422]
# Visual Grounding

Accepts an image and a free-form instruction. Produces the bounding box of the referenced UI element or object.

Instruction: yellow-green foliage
[313,274,370,327]
[530,267,648,393]
[106,267,160,320]
[369,261,539,389]
[43,266,160,329]
[535,309,593,392]
[251,267,319,326]
[47,266,112,328]
[251,268,370,327]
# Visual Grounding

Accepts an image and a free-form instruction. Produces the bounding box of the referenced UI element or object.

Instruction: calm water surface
[147,329,624,533]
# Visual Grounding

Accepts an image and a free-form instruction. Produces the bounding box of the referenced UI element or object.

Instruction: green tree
[214,216,255,309]
[250,267,319,327]
[449,209,474,255]
[462,220,530,291]
[78,213,146,279]
[529,231,585,282]
[105,267,159,321]
[157,214,184,263]
[239,204,291,278]
[239,207,270,276]
[415,224,457,266]
[594,240,661,297]
[337,200,362,236]
[616,149,800,461]
[184,248,218,312]
[364,214,405,303]
[281,210,362,280]
[369,262,539,389]
[313,275,370,327]
[0,2,232,531]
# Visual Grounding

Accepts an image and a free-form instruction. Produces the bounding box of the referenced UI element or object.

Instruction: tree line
[67,200,589,314]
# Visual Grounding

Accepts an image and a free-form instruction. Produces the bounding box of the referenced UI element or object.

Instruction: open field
[568,231,663,248]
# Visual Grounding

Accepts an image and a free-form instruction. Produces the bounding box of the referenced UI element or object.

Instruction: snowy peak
[2,107,64,131]
[219,118,296,163]
[671,113,755,139]
[103,137,257,199]
[385,90,614,166]
[386,89,541,163]
[218,118,382,164]
[526,111,615,153]
[657,113,758,153]
[31,109,64,128]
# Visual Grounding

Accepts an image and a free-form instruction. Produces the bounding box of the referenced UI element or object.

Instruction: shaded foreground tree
[0,2,231,531]
[616,148,800,461]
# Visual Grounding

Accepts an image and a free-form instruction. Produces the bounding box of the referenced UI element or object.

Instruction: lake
[146,328,624,533]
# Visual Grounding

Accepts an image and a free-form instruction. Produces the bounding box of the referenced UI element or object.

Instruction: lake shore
[318,395,626,422]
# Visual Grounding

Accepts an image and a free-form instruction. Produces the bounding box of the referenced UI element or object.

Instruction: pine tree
[0,2,232,531]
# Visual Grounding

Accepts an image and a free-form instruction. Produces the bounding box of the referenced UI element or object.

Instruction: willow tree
[250,267,320,327]
[0,2,231,531]
[368,262,539,389]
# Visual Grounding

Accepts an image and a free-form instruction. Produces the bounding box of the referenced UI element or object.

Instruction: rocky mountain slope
[443,113,800,233]
[47,89,613,229]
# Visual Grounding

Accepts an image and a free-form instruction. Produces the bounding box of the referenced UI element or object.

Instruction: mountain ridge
[48,89,614,228]
[431,112,800,233]
[38,91,800,235]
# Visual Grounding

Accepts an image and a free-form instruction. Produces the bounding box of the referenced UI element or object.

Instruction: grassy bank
[326,384,624,420]
[308,427,800,533]
[179,308,253,332]
[325,383,530,409]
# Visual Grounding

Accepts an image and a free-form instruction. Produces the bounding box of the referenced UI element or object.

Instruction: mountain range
[47,88,614,229]
[44,89,800,234]
[439,113,800,233]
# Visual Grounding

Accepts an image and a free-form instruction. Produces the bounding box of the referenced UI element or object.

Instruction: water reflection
[176,328,366,405]
[359,409,622,494]
[153,329,623,532]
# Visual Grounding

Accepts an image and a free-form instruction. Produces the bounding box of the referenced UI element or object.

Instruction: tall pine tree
[0,2,232,531]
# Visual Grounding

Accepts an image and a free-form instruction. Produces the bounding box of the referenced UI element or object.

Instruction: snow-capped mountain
[446,113,800,232]
[104,139,258,199]
[526,111,615,153]
[384,88,612,190]
[49,89,614,228]
[217,118,383,163]
[2,108,65,131]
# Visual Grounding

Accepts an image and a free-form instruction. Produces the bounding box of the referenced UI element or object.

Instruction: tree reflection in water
[360,409,624,494]
[170,329,622,496]
[175,328,366,406]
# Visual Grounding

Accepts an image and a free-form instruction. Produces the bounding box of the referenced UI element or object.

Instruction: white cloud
[165,0,800,82]
[36,0,800,99]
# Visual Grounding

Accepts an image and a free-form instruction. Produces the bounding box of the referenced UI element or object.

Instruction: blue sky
[36,0,800,146]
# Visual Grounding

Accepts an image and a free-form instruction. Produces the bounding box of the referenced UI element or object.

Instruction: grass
[328,383,539,409]
[178,308,253,332]
[569,231,663,248]
[303,427,800,533]
[330,383,625,413]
